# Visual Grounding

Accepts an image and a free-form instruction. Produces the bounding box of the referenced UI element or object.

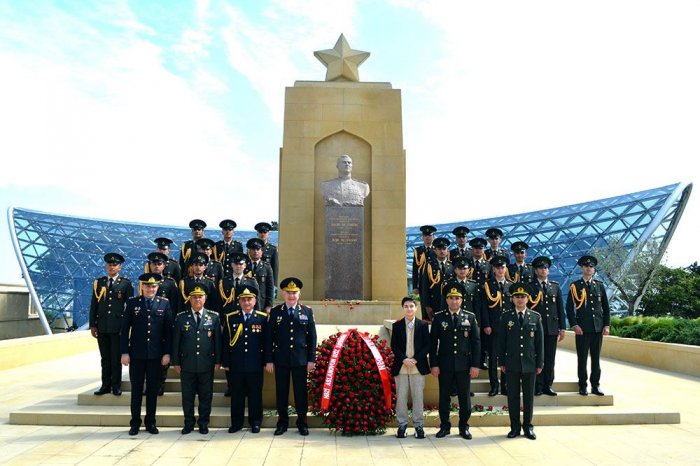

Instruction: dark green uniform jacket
[172,309,221,373]
[565,279,611,333]
[429,310,480,371]
[498,309,544,373]
[89,275,134,333]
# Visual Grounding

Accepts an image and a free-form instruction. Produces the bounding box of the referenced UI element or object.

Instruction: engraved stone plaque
[325,206,364,299]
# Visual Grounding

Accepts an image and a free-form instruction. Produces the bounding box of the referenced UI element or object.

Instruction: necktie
[542,281,547,294]
[499,282,503,293]
[146,299,152,310]
[519,312,524,327]
[108,278,114,290]
[195,311,201,327]
[235,278,240,288]
[452,313,459,328]
[244,312,249,323]
[519,265,523,277]
[253,262,258,274]
[585,281,591,293]
[288,306,294,317]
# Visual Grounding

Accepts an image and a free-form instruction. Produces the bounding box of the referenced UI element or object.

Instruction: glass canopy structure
[9,182,692,334]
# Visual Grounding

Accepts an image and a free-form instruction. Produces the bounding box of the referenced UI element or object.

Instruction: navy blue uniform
[266,303,317,428]
[223,309,268,429]
[120,296,173,430]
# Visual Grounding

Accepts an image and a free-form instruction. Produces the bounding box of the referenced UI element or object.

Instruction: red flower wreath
[309,330,396,436]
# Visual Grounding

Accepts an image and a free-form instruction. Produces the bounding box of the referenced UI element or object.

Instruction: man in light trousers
[391,296,431,439]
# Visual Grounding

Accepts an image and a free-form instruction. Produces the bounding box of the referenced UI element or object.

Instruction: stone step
[79,390,612,408]
[132,377,581,393]
[10,395,679,428]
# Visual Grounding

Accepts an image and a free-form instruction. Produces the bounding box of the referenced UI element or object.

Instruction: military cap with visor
[509,282,534,297]
[154,237,173,249]
[469,237,487,249]
[419,225,437,235]
[433,237,451,248]
[219,219,237,230]
[104,253,125,264]
[510,241,529,252]
[452,226,470,237]
[139,273,162,284]
[443,281,466,298]
[197,238,215,250]
[453,256,474,269]
[485,227,503,239]
[280,277,303,292]
[237,284,259,299]
[148,252,168,263]
[191,252,209,265]
[532,256,552,269]
[578,255,598,267]
[246,238,264,249]
[254,222,272,233]
[229,252,248,265]
[490,255,509,267]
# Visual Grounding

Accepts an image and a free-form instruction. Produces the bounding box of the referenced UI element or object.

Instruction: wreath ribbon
[319,330,392,413]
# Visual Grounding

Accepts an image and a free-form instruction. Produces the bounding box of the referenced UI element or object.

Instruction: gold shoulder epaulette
[208,310,219,315]
[227,310,240,316]
[255,311,268,317]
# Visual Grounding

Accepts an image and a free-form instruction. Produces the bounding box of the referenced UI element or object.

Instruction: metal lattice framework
[8,182,692,334]
[406,182,692,303]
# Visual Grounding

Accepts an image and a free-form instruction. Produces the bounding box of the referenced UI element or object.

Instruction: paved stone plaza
[0,348,698,465]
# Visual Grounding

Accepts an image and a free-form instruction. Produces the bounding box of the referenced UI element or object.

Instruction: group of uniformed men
[89,218,610,438]
[408,225,610,438]
[90,219,317,436]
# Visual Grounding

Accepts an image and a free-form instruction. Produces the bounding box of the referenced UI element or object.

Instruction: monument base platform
[290,301,401,325]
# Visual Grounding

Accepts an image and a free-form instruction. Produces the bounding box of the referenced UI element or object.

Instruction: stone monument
[278,34,406,303]
[322,155,370,299]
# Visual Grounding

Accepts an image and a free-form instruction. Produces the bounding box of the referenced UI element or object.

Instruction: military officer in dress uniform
[499,283,544,440]
[143,252,180,396]
[506,241,535,285]
[213,219,243,278]
[90,253,134,396]
[430,283,480,439]
[566,255,610,396]
[180,253,219,313]
[412,225,436,307]
[469,238,492,291]
[265,278,317,436]
[197,238,224,288]
[448,226,472,262]
[421,237,455,321]
[152,238,181,282]
[255,222,279,286]
[246,238,274,313]
[219,252,260,397]
[452,257,483,327]
[481,256,514,396]
[172,285,221,435]
[530,256,566,396]
[120,273,173,436]
[485,228,511,265]
[223,284,268,433]
[179,219,206,275]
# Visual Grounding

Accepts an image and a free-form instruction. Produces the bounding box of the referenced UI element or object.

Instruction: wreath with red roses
[309,330,396,436]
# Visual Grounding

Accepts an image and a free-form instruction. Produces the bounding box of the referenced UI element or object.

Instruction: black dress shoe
[525,428,536,440]
[579,388,588,396]
[128,426,139,436]
[199,426,209,435]
[298,425,309,436]
[436,428,450,438]
[94,386,110,395]
[507,430,520,438]
[157,386,165,396]
[534,390,543,396]
[224,388,232,397]
[480,363,488,370]
[396,425,407,438]
[460,428,472,440]
[488,389,498,397]
[470,391,475,396]
[501,388,508,396]
[146,425,159,435]
[228,426,242,434]
[181,426,193,435]
[274,425,287,436]
[543,388,558,396]
[251,425,261,434]
[591,387,605,396]
[112,386,122,396]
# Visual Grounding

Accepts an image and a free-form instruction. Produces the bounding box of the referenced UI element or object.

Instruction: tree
[640,264,700,319]
[593,236,663,315]
[270,221,279,231]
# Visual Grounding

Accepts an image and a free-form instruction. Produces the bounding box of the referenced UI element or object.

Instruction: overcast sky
[1,0,698,284]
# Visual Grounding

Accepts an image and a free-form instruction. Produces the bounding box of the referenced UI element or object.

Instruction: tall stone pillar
[278,35,406,302]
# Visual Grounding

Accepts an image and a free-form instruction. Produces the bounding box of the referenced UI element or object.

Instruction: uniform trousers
[575,332,603,389]
[129,358,161,428]
[395,373,425,428]
[506,370,536,431]
[536,334,559,391]
[180,370,214,428]
[438,370,472,429]
[275,365,308,427]
[487,333,506,392]
[230,371,264,429]
[480,330,488,367]
[97,332,121,387]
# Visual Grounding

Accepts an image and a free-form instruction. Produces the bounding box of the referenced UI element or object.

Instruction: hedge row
[609,316,700,346]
